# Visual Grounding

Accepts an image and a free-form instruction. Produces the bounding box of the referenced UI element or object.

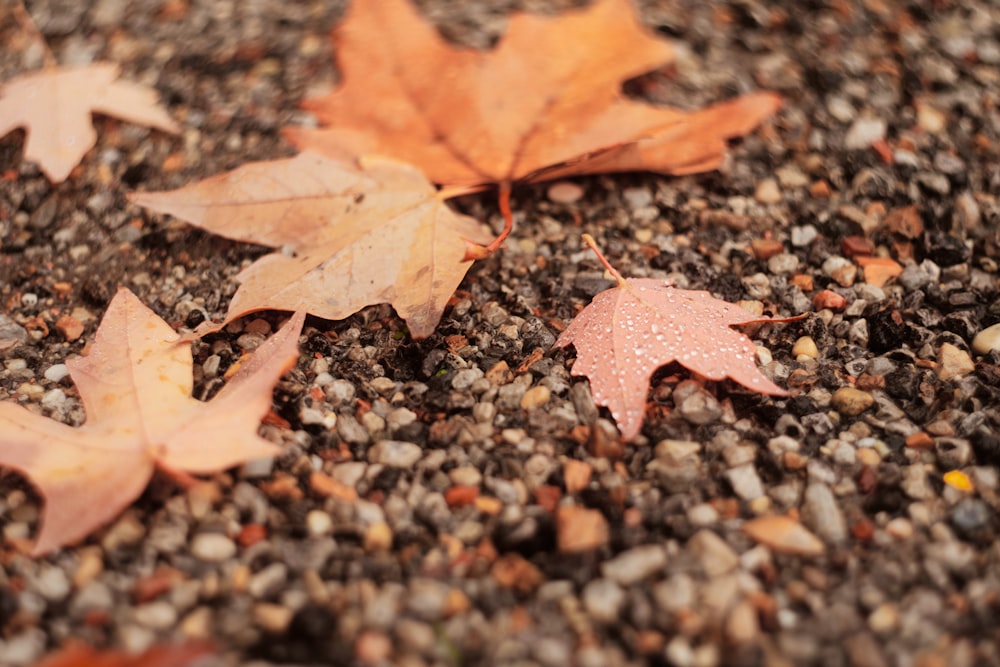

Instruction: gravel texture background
[2,0,1000,666]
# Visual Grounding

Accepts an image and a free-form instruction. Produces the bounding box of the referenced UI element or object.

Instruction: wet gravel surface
[3,0,1000,665]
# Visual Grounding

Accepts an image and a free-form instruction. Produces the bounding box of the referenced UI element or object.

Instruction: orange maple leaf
[0,63,179,182]
[129,153,490,339]
[284,0,781,187]
[35,640,215,667]
[0,288,303,555]
[555,236,797,441]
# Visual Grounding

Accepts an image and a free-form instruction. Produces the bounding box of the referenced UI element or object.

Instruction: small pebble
[831,387,874,416]
[868,603,899,634]
[0,315,28,344]
[951,498,992,535]
[43,364,69,383]
[133,601,178,630]
[34,566,71,603]
[688,529,739,577]
[674,382,722,425]
[556,505,609,553]
[790,225,818,247]
[364,522,393,551]
[827,95,855,122]
[248,563,288,599]
[563,459,592,494]
[406,578,451,622]
[802,483,847,544]
[622,187,652,209]
[812,290,847,311]
[742,515,824,556]
[520,385,551,409]
[55,315,85,341]
[775,164,810,188]
[582,579,625,624]
[845,117,887,149]
[792,336,819,360]
[972,323,1000,355]
[547,181,584,204]
[901,465,931,500]
[190,533,237,563]
[725,464,765,501]
[767,252,799,274]
[356,629,393,663]
[0,629,46,666]
[600,545,667,585]
[253,603,293,634]
[726,600,760,644]
[885,518,913,540]
[935,343,975,381]
[754,178,781,204]
[915,100,945,133]
[369,440,423,467]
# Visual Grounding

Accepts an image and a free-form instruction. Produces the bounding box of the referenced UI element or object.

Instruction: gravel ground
[3,0,1000,666]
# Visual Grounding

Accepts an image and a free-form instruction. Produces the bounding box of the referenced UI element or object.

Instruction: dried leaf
[129,152,489,338]
[284,0,780,186]
[555,238,795,441]
[0,288,303,555]
[0,63,179,182]
[35,640,215,667]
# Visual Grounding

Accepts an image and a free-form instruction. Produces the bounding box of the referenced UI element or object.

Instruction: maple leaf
[128,152,490,339]
[283,0,781,187]
[555,236,797,441]
[0,63,179,182]
[36,640,215,667]
[0,288,303,555]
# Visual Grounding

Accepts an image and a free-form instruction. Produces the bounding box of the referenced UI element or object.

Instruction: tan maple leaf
[555,236,797,441]
[284,0,781,187]
[0,63,179,182]
[128,152,490,339]
[0,288,303,555]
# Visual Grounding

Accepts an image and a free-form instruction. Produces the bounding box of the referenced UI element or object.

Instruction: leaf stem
[12,0,57,68]
[463,181,513,261]
[582,234,627,287]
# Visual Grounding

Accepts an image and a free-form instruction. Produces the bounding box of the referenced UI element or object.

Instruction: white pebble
[43,364,69,383]
[190,533,236,562]
[972,323,1000,355]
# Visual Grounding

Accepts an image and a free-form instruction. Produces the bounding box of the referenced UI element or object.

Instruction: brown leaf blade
[129,153,490,338]
[0,413,154,556]
[283,0,778,186]
[0,289,302,555]
[555,279,790,441]
[35,639,216,667]
[0,63,179,182]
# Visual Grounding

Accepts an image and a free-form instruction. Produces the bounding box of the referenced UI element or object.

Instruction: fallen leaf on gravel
[0,288,303,555]
[555,236,797,441]
[129,153,489,338]
[0,63,179,182]
[284,0,780,186]
[742,515,825,556]
[35,639,215,667]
